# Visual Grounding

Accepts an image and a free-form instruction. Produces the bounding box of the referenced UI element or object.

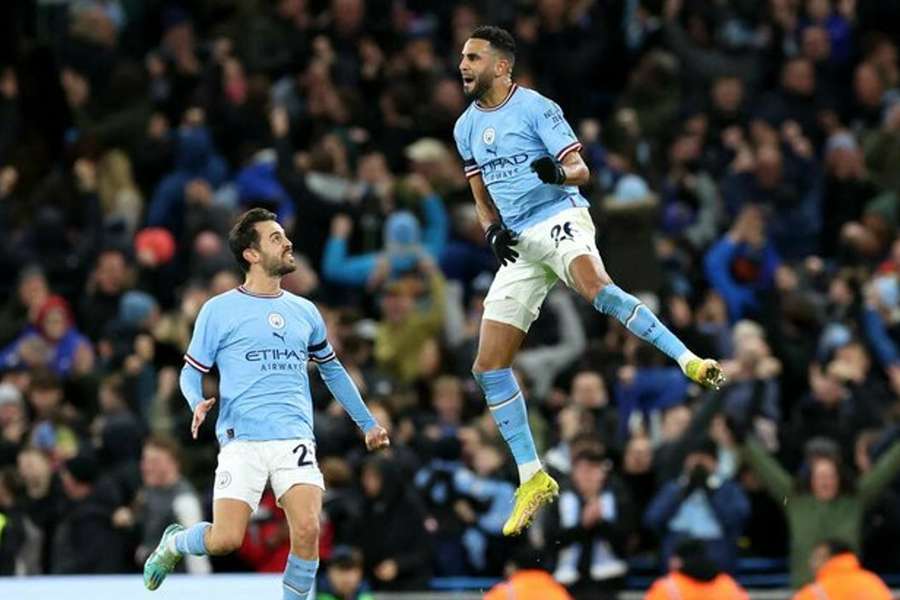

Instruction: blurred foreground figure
[792,539,891,600]
[644,539,748,600]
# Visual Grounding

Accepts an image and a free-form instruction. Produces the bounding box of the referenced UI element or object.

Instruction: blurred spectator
[742,433,900,586]
[321,179,448,289]
[316,545,374,600]
[644,538,748,600]
[620,433,656,554]
[373,256,446,385]
[17,448,59,573]
[0,266,50,348]
[704,205,780,323]
[0,466,41,574]
[547,448,632,600]
[78,249,133,342]
[792,539,891,600]
[357,456,432,590]
[51,453,127,573]
[483,546,573,600]
[133,436,210,575]
[0,296,93,377]
[645,437,749,573]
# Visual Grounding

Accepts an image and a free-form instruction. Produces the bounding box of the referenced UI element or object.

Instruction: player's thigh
[266,439,325,497]
[540,208,610,299]
[474,318,527,371]
[213,441,268,512]
[480,253,557,352]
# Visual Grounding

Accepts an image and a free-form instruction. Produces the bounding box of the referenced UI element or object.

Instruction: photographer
[645,437,749,573]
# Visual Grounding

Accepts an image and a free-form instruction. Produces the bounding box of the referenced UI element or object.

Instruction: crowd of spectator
[2,1,900,598]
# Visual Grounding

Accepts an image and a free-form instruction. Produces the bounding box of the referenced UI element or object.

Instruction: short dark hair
[144,434,182,468]
[228,208,278,272]
[470,25,516,65]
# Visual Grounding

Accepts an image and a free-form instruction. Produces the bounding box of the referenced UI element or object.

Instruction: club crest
[268,312,285,329]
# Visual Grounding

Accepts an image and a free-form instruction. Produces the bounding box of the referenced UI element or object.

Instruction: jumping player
[454,26,726,536]
[143,208,389,599]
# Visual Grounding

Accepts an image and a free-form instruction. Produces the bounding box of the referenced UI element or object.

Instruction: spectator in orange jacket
[645,539,748,600]
[484,548,573,600]
[793,540,891,600]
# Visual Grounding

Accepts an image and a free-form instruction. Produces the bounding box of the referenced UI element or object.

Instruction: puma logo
[273,331,286,343]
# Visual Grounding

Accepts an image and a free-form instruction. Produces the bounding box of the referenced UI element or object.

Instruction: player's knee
[472,355,504,375]
[290,516,320,551]
[581,271,614,300]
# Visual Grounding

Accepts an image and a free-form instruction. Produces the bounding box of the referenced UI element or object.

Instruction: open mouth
[462,75,474,85]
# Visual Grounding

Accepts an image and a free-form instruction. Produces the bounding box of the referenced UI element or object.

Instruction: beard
[262,252,296,277]
[464,71,493,100]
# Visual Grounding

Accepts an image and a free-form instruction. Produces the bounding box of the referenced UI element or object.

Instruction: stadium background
[1,0,900,598]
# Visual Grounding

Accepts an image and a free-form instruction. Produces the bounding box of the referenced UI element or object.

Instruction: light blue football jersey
[453,84,588,233]
[184,285,337,445]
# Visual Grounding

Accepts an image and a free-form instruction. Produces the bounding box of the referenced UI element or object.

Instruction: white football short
[484,207,601,332]
[213,438,324,512]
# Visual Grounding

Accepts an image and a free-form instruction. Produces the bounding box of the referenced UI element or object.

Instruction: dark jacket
[357,458,432,591]
[50,482,127,574]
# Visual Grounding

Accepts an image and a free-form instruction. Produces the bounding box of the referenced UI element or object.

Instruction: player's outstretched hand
[530,156,566,185]
[486,223,519,266]
[365,425,391,451]
[191,397,217,439]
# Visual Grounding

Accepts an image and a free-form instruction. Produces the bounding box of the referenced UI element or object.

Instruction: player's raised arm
[308,306,389,451]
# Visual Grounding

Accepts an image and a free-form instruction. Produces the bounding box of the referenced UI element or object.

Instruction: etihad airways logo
[244,348,305,362]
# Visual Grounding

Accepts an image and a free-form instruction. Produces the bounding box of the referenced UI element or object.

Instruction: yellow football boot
[502,470,559,536]
[685,358,727,390]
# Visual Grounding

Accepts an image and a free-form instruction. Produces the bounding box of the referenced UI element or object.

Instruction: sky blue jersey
[183,285,373,445]
[453,84,587,233]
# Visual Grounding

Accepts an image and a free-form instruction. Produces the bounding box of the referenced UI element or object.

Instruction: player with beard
[454,26,726,536]
[143,208,389,599]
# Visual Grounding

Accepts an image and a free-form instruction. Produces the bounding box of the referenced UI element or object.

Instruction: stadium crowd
[1,0,900,598]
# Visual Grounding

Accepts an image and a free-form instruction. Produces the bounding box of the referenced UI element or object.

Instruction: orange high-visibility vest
[792,554,892,600]
[483,570,573,600]
[644,571,749,600]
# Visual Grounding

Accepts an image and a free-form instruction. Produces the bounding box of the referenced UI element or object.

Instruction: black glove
[485,223,519,266]
[687,464,710,493]
[530,156,566,184]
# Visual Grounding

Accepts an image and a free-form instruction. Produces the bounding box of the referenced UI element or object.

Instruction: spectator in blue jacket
[704,205,781,323]
[322,176,448,288]
[146,113,229,242]
[644,437,750,574]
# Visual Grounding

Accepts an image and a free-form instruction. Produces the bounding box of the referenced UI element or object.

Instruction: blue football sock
[174,522,211,556]
[592,284,689,363]
[283,554,318,600]
[474,368,540,481]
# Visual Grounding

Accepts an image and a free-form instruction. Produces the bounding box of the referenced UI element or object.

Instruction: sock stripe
[488,391,522,411]
[624,303,644,329]
[283,581,307,596]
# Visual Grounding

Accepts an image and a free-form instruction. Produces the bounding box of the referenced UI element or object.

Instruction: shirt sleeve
[184,301,220,373]
[530,94,582,162]
[307,304,336,365]
[453,115,481,179]
[307,303,377,434]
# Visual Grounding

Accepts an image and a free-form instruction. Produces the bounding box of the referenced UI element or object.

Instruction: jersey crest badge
[268,312,285,329]
[483,127,496,145]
